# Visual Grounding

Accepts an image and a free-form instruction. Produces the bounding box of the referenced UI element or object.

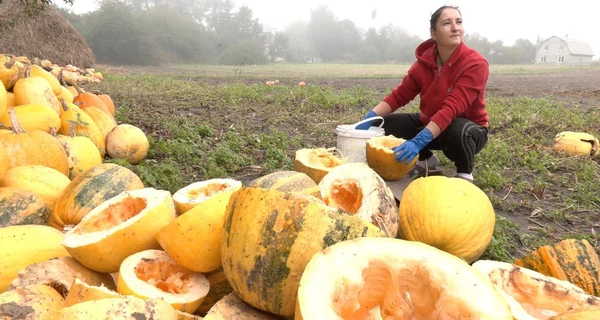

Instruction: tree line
[52,0,538,66]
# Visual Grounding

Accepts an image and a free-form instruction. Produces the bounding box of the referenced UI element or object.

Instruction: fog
[60,0,599,61]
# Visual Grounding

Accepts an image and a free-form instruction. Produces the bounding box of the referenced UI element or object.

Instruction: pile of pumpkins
[0,53,150,183]
[1,138,599,318]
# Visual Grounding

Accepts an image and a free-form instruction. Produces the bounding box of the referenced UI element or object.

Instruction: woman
[357,5,489,183]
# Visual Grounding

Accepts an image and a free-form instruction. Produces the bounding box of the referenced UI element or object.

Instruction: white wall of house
[535,37,594,66]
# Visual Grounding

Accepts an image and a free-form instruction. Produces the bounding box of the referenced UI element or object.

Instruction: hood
[415,38,467,68]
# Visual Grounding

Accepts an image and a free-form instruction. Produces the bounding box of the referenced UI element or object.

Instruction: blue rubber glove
[392,128,434,164]
[355,110,378,130]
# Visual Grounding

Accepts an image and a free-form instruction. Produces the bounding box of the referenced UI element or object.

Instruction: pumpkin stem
[3,59,16,69]
[24,65,31,78]
[73,83,84,94]
[7,108,26,134]
[58,70,68,88]
[60,98,70,112]
[50,127,58,137]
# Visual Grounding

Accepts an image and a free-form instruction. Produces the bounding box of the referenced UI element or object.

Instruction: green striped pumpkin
[48,163,144,231]
[0,187,49,227]
[249,170,320,199]
[220,187,385,317]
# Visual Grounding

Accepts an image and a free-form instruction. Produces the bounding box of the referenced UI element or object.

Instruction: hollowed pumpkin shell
[61,187,177,273]
[472,260,600,320]
[318,162,398,238]
[366,135,418,181]
[295,237,513,320]
[157,179,242,273]
[553,131,599,158]
[399,176,495,263]
[64,278,123,307]
[117,249,210,313]
[172,178,242,215]
[54,296,179,320]
[293,148,347,183]
[0,284,65,319]
[203,292,280,320]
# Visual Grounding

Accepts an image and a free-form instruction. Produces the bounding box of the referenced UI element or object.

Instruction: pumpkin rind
[106,124,150,165]
[172,178,241,215]
[203,292,280,320]
[0,164,71,210]
[249,170,321,199]
[399,176,495,263]
[157,179,242,273]
[553,131,600,158]
[0,186,50,227]
[514,238,600,297]
[0,283,65,319]
[295,238,513,320]
[472,260,600,319]
[54,296,179,320]
[220,187,385,317]
[49,163,145,230]
[0,224,70,292]
[61,188,177,273]
[366,135,418,180]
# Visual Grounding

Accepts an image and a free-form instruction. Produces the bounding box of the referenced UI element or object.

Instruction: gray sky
[62,0,599,59]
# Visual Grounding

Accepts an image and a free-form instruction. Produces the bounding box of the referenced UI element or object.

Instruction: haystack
[0,0,95,68]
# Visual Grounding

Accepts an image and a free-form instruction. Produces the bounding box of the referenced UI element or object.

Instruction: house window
[558,56,564,63]
[540,56,546,62]
[559,45,564,50]
[544,45,549,50]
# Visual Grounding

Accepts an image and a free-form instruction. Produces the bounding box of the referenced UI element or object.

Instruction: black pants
[374,113,488,174]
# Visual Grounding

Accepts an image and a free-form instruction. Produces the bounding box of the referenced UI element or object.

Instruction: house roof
[542,36,594,56]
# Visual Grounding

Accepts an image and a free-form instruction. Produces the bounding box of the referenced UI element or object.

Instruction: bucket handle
[352,116,384,129]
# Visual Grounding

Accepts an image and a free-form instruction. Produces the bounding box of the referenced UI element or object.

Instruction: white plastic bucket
[335,116,385,163]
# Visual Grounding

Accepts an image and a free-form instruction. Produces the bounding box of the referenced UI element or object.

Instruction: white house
[535,35,594,66]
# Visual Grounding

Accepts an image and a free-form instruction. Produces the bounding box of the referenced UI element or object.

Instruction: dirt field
[103,65,600,258]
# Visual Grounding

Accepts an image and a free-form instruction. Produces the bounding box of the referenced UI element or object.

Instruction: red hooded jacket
[383,39,489,131]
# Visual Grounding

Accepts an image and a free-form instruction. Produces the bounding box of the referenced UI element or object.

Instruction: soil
[101,64,600,258]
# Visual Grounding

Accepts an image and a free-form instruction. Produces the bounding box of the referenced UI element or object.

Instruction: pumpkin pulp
[186,182,229,202]
[322,180,362,214]
[75,197,146,234]
[135,257,194,295]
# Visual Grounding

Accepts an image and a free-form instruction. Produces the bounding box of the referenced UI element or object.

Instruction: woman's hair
[430,5,461,31]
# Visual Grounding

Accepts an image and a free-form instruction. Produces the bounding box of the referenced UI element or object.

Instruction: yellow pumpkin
[0,103,61,133]
[296,237,513,320]
[54,296,179,320]
[293,147,347,183]
[12,67,60,115]
[0,164,71,209]
[399,176,495,263]
[0,284,65,318]
[157,179,242,273]
[472,260,600,319]
[0,55,19,90]
[0,81,6,118]
[106,124,149,165]
[61,188,177,273]
[366,135,418,180]
[56,123,103,179]
[117,249,210,313]
[64,277,123,307]
[29,64,62,97]
[172,178,242,215]
[58,99,106,158]
[0,224,70,292]
[553,131,599,158]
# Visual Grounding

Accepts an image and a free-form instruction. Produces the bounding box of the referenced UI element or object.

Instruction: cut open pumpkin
[172,178,242,215]
[117,249,210,314]
[366,135,418,181]
[61,187,177,273]
[295,237,513,320]
[294,148,347,183]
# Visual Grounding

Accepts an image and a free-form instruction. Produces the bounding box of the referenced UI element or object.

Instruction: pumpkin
[58,85,74,105]
[399,176,495,263]
[106,124,150,165]
[514,238,600,297]
[117,249,210,313]
[0,224,70,292]
[0,81,6,118]
[82,105,117,138]
[0,108,70,176]
[29,64,62,96]
[318,162,399,237]
[58,99,106,158]
[5,92,15,108]
[0,284,65,319]
[472,260,600,320]
[0,187,50,227]
[0,143,8,177]
[49,163,145,231]
[12,67,60,115]
[10,257,116,296]
[194,268,233,316]
[0,56,19,90]
[366,135,419,180]
[293,147,347,183]
[61,188,177,273]
[220,187,385,317]
[92,90,116,116]
[203,293,280,320]
[55,296,179,320]
[157,179,242,273]
[553,131,599,158]
[64,278,122,308]
[72,89,112,117]
[0,103,61,134]
[55,124,103,179]
[550,306,600,319]
[0,164,71,210]
[171,178,242,215]
[295,237,513,320]
[249,170,321,199]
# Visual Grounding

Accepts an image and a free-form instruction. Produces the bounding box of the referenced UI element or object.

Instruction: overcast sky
[62,0,599,59]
